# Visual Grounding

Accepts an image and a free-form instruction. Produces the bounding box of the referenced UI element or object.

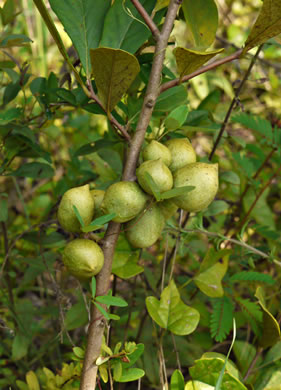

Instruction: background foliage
[1,0,281,389]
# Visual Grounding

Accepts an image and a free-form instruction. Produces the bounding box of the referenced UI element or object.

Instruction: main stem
[80,2,181,389]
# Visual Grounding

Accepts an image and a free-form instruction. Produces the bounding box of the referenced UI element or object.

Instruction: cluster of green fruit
[57,138,218,280]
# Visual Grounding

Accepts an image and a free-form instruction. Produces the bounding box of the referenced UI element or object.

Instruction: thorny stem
[80,3,182,388]
[209,45,263,160]
[130,0,160,39]
[86,79,131,142]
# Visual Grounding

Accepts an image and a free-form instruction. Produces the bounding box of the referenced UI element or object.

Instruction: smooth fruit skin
[57,184,94,233]
[125,205,165,248]
[136,159,173,195]
[90,189,105,218]
[101,181,148,223]
[165,138,196,172]
[142,140,172,167]
[62,238,104,280]
[173,162,219,212]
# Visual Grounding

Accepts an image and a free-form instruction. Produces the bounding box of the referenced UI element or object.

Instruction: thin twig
[243,347,263,381]
[171,333,181,372]
[1,222,14,307]
[160,49,243,94]
[86,80,131,142]
[130,0,160,39]
[209,45,263,160]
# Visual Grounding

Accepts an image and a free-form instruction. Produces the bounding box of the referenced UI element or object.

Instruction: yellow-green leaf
[26,371,40,390]
[154,0,169,12]
[194,249,230,298]
[90,47,140,113]
[242,0,281,55]
[174,47,224,80]
[255,286,281,348]
[182,0,219,50]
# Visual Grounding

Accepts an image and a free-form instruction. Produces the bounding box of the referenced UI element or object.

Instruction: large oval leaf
[182,0,218,50]
[90,47,140,113]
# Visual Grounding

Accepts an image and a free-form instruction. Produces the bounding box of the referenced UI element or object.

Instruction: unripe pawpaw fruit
[136,159,173,195]
[57,184,94,233]
[165,138,196,172]
[142,140,172,167]
[125,204,165,248]
[158,199,178,220]
[90,189,105,218]
[101,181,148,223]
[173,162,219,212]
[62,238,104,280]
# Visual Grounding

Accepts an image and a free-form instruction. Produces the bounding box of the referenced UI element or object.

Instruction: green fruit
[136,159,173,195]
[165,138,196,172]
[142,140,172,167]
[102,181,148,223]
[125,205,165,248]
[58,184,94,233]
[62,238,104,280]
[173,162,219,212]
[91,189,105,218]
[158,199,178,220]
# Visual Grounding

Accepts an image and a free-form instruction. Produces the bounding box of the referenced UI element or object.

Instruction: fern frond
[231,113,272,141]
[210,296,234,342]
[230,271,275,285]
[236,297,262,336]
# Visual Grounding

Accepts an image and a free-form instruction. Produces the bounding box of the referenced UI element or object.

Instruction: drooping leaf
[0,34,32,48]
[100,0,157,54]
[1,0,15,25]
[182,0,219,50]
[194,249,230,298]
[255,286,281,348]
[146,279,200,335]
[49,0,111,76]
[90,47,140,113]
[174,47,224,80]
[164,105,189,130]
[242,0,281,55]
[210,296,234,342]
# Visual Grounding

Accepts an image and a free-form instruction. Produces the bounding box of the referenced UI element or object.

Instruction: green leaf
[100,0,157,54]
[25,371,40,390]
[122,344,145,368]
[10,162,54,179]
[171,369,185,390]
[164,105,189,130]
[220,171,240,185]
[233,341,257,376]
[94,302,110,321]
[1,0,15,25]
[72,205,85,228]
[264,341,281,366]
[146,280,200,335]
[117,368,145,382]
[65,299,89,330]
[90,47,140,113]
[12,332,30,360]
[230,272,275,285]
[185,381,215,389]
[0,197,8,222]
[182,0,219,50]
[204,201,229,217]
[255,287,281,348]
[174,47,224,80]
[194,249,230,298]
[232,113,273,142]
[210,296,234,342]
[49,0,111,76]
[91,276,96,298]
[108,313,120,321]
[73,347,85,359]
[236,297,262,336]
[143,172,161,201]
[159,186,195,201]
[82,213,117,233]
[242,0,281,55]
[95,295,128,307]
[112,247,144,279]
[0,107,21,124]
[113,360,123,381]
[154,85,187,114]
[56,88,77,105]
[0,34,32,48]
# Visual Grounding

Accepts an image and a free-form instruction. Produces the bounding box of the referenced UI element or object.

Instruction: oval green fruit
[173,162,219,212]
[91,189,105,218]
[165,138,196,172]
[142,140,172,167]
[158,199,178,220]
[102,181,148,223]
[58,184,94,233]
[136,159,173,195]
[125,205,165,248]
[62,238,104,280]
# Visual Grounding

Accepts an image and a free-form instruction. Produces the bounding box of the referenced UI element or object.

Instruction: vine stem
[80,2,182,389]
[209,45,263,160]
